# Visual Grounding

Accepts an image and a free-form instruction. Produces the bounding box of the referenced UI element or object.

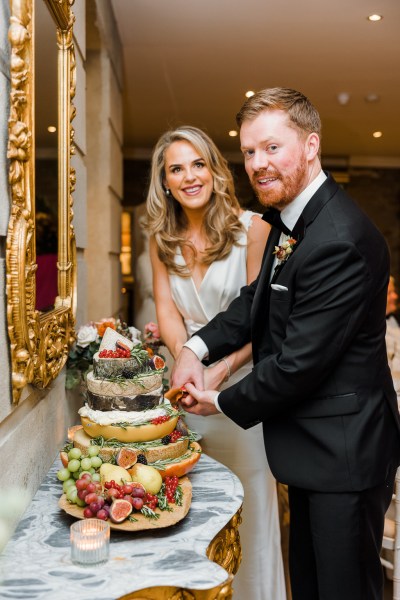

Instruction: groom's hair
[236,87,322,143]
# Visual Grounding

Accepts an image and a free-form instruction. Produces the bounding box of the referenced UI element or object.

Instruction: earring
[165,188,171,196]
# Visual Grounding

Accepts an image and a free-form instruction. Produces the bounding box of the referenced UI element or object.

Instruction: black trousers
[288,468,396,600]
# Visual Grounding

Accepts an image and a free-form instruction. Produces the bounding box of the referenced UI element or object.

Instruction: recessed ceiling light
[367,14,382,21]
[365,93,380,103]
[245,91,255,98]
[229,130,238,137]
[47,125,56,133]
[372,131,383,138]
[337,92,350,106]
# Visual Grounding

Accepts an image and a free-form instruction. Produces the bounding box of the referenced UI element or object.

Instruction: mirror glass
[35,0,58,313]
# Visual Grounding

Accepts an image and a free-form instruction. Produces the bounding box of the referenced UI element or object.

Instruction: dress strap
[240,210,261,231]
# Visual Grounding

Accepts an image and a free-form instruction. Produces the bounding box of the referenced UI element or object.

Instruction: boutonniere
[273,237,297,264]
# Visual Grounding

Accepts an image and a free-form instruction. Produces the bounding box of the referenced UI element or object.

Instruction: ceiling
[110,0,400,166]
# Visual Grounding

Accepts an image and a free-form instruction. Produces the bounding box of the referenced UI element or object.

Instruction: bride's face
[163,141,213,213]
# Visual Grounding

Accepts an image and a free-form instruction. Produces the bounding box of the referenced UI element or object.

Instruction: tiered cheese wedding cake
[72,327,201,477]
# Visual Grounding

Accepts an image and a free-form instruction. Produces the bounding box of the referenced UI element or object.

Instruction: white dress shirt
[184,169,327,412]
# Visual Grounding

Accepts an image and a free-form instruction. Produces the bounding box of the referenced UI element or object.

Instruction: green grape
[57,468,71,482]
[89,467,96,475]
[88,445,100,457]
[67,459,81,473]
[72,470,81,480]
[80,457,92,471]
[80,471,92,478]
[75,497,86,507]
[90,456,102,469]
[91,473,101,482]
[62,478,76,493]
[67,447,82,461]
[66,486,78,503]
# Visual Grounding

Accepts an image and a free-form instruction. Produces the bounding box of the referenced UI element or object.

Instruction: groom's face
[240,109,312,211]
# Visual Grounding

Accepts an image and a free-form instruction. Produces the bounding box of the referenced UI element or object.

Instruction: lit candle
[70,519,110,566]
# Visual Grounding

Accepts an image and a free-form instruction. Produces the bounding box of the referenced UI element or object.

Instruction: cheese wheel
[81,414,179,442]
[73,426,189,463]
[86,389,163,412]
[86,370,162,397]
[93,352,149,379]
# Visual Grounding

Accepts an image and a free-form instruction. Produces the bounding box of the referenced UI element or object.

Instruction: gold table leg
[118,508,243,600]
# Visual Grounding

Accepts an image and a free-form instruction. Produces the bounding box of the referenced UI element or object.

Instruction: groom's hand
[181,382,220,416]
[171,346,204,392]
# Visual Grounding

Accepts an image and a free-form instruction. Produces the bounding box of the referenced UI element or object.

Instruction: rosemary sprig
[128,515,139,522]
[141,505,160,520]
[130,344,150,365]
[174,485,183,507]
[100,369,166,388]
[156,492,173,512]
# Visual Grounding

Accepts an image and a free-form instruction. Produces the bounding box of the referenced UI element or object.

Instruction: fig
[116,340,131,353]
[109,498,133,523]
[116,447,138,469]
[175,417,189,437]
[149,355,165,370]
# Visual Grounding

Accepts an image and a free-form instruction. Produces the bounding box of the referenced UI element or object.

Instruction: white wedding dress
[169,211,286,600]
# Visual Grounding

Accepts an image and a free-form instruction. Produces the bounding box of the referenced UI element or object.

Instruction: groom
[171,87,400,599]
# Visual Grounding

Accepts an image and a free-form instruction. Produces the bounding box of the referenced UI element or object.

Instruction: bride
[145,125,286,600]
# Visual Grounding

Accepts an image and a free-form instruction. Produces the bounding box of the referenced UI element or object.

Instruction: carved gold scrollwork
[118,578,233,600]
[117,508,242,599]
[206,508,243,576]
[6,0,76,403]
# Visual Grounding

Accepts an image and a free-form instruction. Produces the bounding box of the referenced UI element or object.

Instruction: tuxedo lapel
[270,174,338,283]
[250,227,281,348]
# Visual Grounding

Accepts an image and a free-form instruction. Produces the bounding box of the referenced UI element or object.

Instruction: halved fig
[116,340,131,353]
[109,498,133,523]
[149,355,165,370]
[175,417,189,436]
[116,447,138,469]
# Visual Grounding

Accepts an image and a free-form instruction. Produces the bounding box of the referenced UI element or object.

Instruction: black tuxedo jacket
[198,173,400,492]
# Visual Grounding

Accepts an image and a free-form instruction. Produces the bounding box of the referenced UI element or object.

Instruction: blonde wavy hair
[145,126,244,276]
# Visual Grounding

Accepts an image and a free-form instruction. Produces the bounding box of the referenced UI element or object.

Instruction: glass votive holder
[70,519,110,566]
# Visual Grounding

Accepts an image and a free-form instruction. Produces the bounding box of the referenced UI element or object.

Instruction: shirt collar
[281,170,327,231]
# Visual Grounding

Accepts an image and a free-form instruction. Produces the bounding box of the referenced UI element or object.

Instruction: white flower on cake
[128,326,142,344]
[76,324,98,348]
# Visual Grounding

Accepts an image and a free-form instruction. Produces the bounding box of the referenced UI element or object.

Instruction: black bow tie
[262,208,292,236]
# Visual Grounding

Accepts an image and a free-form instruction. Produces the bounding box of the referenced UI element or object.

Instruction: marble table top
[0,453,243,599]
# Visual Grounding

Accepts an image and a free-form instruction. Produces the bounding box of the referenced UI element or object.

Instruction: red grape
[96,509,108,521]
[77,489,88,501]
[75,478,89,491]
[85,492,98,505]
[132,497,144,511]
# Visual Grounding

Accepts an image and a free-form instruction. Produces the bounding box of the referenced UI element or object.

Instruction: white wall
[85,0,124,322]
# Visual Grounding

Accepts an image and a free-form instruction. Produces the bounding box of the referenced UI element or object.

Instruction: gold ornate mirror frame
[7,0,76,404]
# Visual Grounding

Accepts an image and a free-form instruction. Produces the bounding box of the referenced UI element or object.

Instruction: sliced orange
[159,442,202,480]
[60,451,69,468]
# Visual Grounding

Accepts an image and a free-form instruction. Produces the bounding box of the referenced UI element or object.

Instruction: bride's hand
[204,361,229,391]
